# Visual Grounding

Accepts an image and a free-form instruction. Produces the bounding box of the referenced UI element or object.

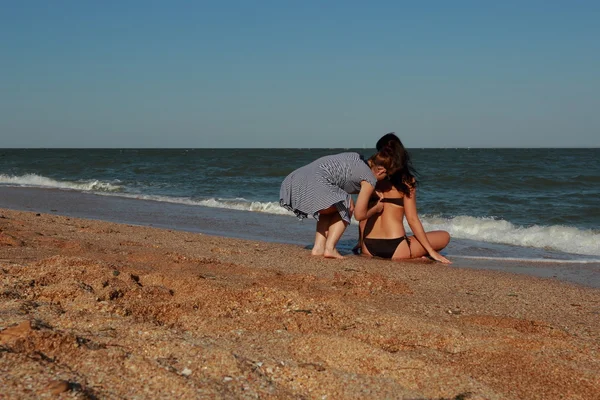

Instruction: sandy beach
[1,208,598,399]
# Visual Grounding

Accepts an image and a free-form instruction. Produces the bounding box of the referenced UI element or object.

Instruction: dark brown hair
[375,132,418,196]
[368,140,402,177]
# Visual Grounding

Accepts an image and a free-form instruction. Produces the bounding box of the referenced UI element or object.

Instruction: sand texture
[1,208,599,399]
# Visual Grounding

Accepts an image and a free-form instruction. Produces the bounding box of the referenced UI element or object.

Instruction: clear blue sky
[1,1,599,148]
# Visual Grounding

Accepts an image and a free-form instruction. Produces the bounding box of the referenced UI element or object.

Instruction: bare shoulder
[377,181,404,199]
[375,180,398,195]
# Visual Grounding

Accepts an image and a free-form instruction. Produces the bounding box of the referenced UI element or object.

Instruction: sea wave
[104,195,600,257]
[420,215,600,257]
[195,198,290,214]
[98,193,295,216]
[101,194,600,256]
[2,175,597,257]
[0,173,122,192]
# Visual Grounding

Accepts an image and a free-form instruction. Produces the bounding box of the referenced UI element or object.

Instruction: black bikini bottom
[363,236,411,259]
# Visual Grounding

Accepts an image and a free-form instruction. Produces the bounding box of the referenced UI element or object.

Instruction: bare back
[362,181,407,240]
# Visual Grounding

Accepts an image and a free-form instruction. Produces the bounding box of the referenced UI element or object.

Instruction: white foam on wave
[420,215,600,257]
[98,193,296,216]
[195,198,292,215]
[0,173,122,192]
[101,195,600,257]
[5,177,595,258]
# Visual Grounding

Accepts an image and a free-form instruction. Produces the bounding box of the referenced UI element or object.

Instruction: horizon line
[1,146,599,150]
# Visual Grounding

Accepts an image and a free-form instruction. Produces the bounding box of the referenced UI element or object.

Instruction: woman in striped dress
[280,143,401,259]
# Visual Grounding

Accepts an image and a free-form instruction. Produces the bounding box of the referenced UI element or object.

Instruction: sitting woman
[359,133,451,264]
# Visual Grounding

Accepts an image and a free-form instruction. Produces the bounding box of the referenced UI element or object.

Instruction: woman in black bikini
[359,133,451,264]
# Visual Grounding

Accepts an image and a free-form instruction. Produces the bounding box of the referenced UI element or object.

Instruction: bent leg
[392,231,450,260]
[324,212,349,259]
[312,214,331,256]
[428,230,451,251]
[312,205,339,256]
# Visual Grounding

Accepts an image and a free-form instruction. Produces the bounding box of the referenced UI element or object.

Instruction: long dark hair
[369,140,402,176]
[376,132,418,196]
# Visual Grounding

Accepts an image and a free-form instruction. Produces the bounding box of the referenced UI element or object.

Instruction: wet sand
[1,208,599,399]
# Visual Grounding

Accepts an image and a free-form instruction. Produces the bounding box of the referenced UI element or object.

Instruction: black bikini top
[368,194,405,208]
[380,197,404,207]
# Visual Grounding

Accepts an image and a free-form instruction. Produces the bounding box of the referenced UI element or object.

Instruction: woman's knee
[435,231,451,247]
[442,230,450,243]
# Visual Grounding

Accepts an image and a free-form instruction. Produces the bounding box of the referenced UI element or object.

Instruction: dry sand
[0,208,598,399]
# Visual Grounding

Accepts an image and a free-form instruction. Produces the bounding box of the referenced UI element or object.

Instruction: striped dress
[279,152,377,223]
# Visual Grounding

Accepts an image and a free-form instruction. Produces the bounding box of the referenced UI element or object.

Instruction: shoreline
[1,207,599,399]
[0,185,599,289]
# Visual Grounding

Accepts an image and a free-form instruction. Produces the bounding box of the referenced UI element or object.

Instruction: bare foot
[311,247,325,256]
[324,248,345,259]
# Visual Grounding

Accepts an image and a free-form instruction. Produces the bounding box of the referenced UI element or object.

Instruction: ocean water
[1,148,599,285]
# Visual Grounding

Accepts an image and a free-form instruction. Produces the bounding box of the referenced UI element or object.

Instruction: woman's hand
[429,251,452,264]
[373,191,384,214]
[349,197,355,218]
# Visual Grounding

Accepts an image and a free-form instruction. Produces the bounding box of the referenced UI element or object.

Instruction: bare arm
[353,181,383,221]
[404,188,451,264]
